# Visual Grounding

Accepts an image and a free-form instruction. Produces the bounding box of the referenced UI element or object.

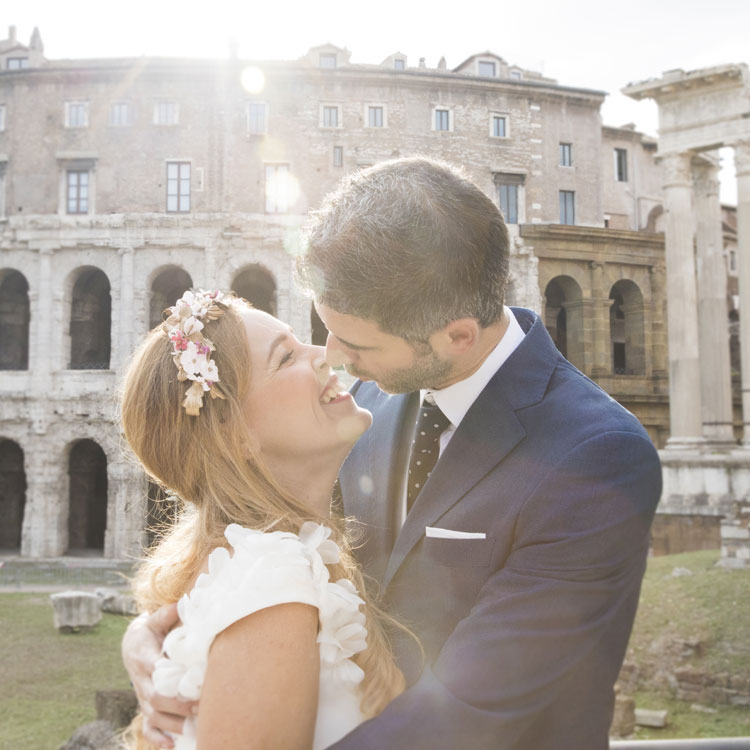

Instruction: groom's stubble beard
[347,346,453,394]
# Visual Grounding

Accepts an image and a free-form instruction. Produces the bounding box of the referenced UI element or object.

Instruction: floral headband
[164,289,226,416]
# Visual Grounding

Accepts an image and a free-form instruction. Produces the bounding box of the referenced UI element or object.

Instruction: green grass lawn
[0,593,132,750]
[0,550,748,748]
[624,549,750,739]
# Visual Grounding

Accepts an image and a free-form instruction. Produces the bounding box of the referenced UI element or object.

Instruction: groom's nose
[325,333,352,368]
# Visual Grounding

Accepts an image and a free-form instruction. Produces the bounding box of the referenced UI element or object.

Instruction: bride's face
[240,308,372,463]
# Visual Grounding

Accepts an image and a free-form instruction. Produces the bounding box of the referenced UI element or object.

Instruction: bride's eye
[277,350,295,369]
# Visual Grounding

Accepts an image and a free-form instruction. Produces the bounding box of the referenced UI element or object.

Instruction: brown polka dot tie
[407,398,451,513]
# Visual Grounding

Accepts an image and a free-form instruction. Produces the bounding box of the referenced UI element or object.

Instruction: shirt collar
[421,307,526,429]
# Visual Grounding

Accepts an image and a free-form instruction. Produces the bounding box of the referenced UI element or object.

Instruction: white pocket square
[425,526,486,540]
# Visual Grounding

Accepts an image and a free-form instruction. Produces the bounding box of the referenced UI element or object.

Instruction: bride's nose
[311,347,330,385]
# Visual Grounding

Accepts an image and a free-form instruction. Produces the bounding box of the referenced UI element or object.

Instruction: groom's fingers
[141,714,176,748]
[151,692,199,719]
[147,601,181,639]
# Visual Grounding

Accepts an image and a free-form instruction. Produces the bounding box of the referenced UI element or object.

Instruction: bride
[120,289,405,750]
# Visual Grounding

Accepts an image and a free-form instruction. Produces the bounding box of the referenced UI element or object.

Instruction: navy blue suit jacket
[330,308,661,749]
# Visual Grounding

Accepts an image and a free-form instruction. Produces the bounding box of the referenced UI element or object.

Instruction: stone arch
[609,279,646,375]
[69,267,111,369]
[0,269,30,370]
[67,439,108,553]
[232,264,277,316]
[310,303,328,346]
[0,439,26,550]
[149,266,194,330]
[544,275,584,368]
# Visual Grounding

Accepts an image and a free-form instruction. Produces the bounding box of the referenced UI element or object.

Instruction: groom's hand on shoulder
[122,602,198,748]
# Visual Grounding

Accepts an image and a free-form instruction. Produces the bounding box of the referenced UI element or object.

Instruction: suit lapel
[341,389,419,581]
[383,379,525,587]
[382,308,559,589]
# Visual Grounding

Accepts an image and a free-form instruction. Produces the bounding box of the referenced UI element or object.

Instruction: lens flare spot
[241,66,265,94]
[358,475,374,496]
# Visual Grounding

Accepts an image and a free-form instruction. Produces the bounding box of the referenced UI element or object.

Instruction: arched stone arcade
[232,265,277,315]
[69,268,112,370]
[544,275,584,368]
[149,267,194,330]
[0,270,30,370]
[67,439,108,554]
[609,279,646,375]
[0,439,26,550]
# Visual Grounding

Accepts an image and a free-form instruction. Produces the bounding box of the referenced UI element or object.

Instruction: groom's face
[315,302,453,394]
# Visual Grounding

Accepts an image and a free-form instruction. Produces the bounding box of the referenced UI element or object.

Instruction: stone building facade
[1,29,735,559]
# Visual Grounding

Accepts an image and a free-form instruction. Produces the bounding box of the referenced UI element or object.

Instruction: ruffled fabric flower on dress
[152,523,369,750]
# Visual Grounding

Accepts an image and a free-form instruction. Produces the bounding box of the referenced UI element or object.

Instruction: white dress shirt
[397,307,526,526]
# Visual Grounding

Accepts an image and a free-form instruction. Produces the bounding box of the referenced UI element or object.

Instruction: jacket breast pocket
[421,535,495,567]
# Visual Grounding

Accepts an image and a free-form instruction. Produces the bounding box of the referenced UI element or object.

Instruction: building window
[65,101,89,128]
[560,143,572,166]
[6,58,28,70]
[166,162,190,213]
[367,105,384,128]
[490,113,508,138]
[510,70,522,80]
[0,104,5,131]
[154,100,179,126]
[478,61,496,77]
[434,108,451,131]
[615,148,628,181]
[559,190,575,225]
[66,171,89,214]
[321,105,340,128]
[319,53,337,69]
[498,184,518,224]
[265,164,290,213]
[494,173,524,225]
[333,146,343,168]
[730,249,737,273]
[109,102,130,127]
[393,58,405,70]
[247,102,267,134]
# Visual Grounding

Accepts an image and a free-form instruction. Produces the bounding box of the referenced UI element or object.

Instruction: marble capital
[692,161,721,197]
[734,140,750,176]
[659,152,693,188]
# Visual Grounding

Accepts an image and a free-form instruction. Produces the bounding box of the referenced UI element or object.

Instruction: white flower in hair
[164,289,226,416]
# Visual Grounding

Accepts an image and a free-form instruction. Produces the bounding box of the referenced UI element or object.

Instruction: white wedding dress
[152,522,368,750]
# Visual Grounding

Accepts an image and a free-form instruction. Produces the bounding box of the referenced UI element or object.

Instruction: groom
[124,158,661,748]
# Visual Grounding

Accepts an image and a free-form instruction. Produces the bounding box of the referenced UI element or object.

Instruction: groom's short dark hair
[298,157,510,342]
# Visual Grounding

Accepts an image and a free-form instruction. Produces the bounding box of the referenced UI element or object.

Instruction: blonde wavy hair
[120,293,405,750]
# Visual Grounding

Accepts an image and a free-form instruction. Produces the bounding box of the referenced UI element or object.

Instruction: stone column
[118,246,135,366]
[735,141,750,446]
[693,158,735,446]
[589,261,613,377]
[660,152,704,446]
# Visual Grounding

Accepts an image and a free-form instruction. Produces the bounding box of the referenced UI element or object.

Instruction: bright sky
[8,0,749,203]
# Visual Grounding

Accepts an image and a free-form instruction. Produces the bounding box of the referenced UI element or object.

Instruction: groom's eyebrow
[331,334,376,351]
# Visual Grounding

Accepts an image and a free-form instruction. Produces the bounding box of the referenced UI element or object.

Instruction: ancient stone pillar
[660,152,703,445]
[117,246,135,367]
[589,261,613,377]
[693,158,735,445]
[735,141,750,446]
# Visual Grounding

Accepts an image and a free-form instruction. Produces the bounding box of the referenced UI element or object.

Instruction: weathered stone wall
[650,513,722,556]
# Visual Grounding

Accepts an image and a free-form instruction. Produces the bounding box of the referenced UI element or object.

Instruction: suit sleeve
[329,430,661,749]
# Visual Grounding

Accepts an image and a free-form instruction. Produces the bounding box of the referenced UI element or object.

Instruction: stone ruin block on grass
[50,590,102,633]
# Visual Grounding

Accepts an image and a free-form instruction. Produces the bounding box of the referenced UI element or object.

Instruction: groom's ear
[429,318,480,357]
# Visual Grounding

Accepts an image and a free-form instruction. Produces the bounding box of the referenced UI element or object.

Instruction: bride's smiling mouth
[320,374,349,405]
